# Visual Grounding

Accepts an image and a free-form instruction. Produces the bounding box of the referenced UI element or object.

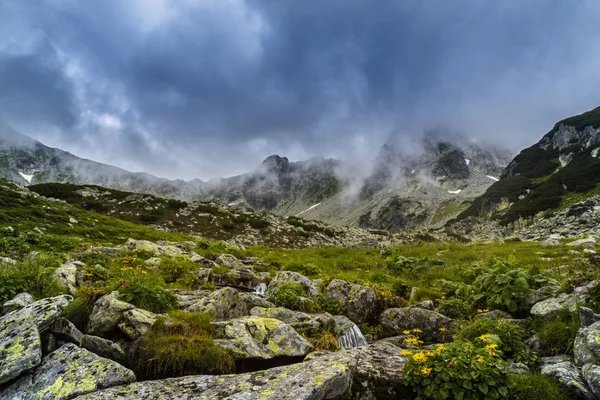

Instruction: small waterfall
[338,323,368,348]
[254,283,267,296]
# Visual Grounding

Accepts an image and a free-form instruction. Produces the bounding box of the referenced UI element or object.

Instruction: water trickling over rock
[254,283,267,296]
[338,323,368,348]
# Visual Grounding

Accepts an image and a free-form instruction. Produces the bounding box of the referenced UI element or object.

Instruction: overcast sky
[1,0,599,180]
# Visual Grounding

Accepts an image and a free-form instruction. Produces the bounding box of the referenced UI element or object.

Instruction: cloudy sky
[1,0,599,180]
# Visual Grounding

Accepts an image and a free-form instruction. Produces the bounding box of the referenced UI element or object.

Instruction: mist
[1,0,600,180]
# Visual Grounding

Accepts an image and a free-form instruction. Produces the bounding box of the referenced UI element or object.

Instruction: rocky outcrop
[186,287,248,319]
[125,239,183,257]
[541,360,594,399]
[212,316,313,360]
[323,280,378,324]
[2,292,35,314]
[381,307,452,343]
[0,343,135,400]
[249,307,335,336]
[53,262,79,296]
[265,271,319,298]
[530,292,589,319]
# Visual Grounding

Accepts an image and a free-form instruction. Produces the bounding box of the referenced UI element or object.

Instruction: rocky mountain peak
[260,155,290,176]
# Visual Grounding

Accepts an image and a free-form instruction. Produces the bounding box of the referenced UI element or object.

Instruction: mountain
[0,122,205,198]
[456,106,600,227]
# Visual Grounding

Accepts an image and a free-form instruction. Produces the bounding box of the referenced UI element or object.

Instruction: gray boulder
[213,316,313,360]
[53,262,79,296]
[351,341,409,398]
[265,271,319,298]
[0,320,41,385]
[249,307,335,336]
[541,361,594,399]
[568,237,597,248]
[0,343,135,400]
[575,321,600,367]
[525,285,561,307]
[186,287,248,319]
[3,292,35,314]
[580,307,600,328]
[381,307,453,343]
[323,279,378,324]
[73,350,356,400]
[531,292,587,319]
[125,239,182,257]
[583,363,600,400]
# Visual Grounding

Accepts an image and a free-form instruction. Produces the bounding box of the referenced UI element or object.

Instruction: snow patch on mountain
[296,203,321,216]
[448,189,462,194]
[486,175,499,182]
[465,158,471,166]
[18,172,34,183]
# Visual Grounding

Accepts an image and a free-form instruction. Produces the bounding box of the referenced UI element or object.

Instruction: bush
[454,318,527,359]
[511,373,568,400]
[305,328,339,351]
[136,311,235,379]
[157,256,199,285]
[403,338,514,400]
[437,297,473,319]
[0,256,65,304]
[119,282,178,313]
[531,310,580,356]
[385,255,444,278]
[270,281,311,312]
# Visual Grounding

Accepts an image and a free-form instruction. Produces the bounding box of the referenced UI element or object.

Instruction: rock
[87,293,135,337]
[525,334,541,352]
[0,343,135,400]
[240,293,275,310]
[568,237,597,248]
[508,363,530,375]
[0,256,17,264]
[584,249,597,254]
[265,271,319,298]
[580,307,600,328]
[170,289,211,309]
[541,355,574,366]
[351,341,409,398]
[475,310,512,320]
[212,316,313,360]
[381,307,453,343]
[575,321,600,367]
[525,285,561,307]
[189,253,217,268]
[50,317,85,344]
[208,265,261,290]
[118,309,158,341]
[531,292,587,318]
[125,239,182,257]
[541,361,594,399]
[3,292,35,314]
[187,287,248,319]
[541,238,561,247]
[144,257,162,266]
[0,320,41,385]
[215,254,247,270]
[323,279,378,324]
[53,262,79,295]
[583,363,600,400]
[4,295,73,333]
[250,307,336,336]
[412,300,435,311]
[73,350,355,400]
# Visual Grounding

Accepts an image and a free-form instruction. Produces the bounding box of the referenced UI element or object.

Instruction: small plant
[136,311,235,379]
[157,256,199,285]
[510,373,568,400]
[454,318,527,359]
[62,286,107,331]
[437,297,473,319]
[119,282,178,313]
[403,335,514,400]
[270,281,312,312]
[0,256,65,304]
[305,328,339,351]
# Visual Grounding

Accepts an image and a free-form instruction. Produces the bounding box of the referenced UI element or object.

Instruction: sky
[1,0,600,180]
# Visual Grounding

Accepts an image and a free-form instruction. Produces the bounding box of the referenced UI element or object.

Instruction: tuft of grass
[135,311,235,379]
[531,310,580,356]
[61,286,108,331]
[511,373,568,400]
[0,256,66,304]
[305,328,339,352]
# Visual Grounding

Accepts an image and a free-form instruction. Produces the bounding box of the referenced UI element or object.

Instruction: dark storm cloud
[1,0,600,179]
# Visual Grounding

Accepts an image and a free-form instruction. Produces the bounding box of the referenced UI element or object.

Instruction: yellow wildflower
[401,350,413,357]
[436,345,446,354]
[478,333,492,342]
[439,327,446,332]
[404,337,419,346]
[421,367,432,375]
[412,328,423,333]
[476,355,486,364]
[412,352,429,363]
[485,344,498,351]
[402,330,411,335]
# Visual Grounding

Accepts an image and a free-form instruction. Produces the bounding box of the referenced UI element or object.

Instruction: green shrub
[531,310,580,356]
[136,311,235,379]
[119,282,178,313]
[511,373,568,400]
[437,297,473,319]
[157,256,199,284]
[385,255,444,278]
[313,295,345,315]
[403,338,514,399]
[62,286,107,331]
[270,282,313,312]
[454,318,527,359]
[0,256,65,304]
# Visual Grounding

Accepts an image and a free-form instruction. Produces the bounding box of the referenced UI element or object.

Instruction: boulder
[265,271,319,298]
[525,285,561,307]
[208,265,261,290]
[187,287,248,319]
[118,309,159,341]
[3,292,35,314]
[583,363,600,400]
[73,350,356,400]
[575,321,600,367]
[215,254,247,270]
[351,341,409,398]
[323,279,378,324]
[0,320,41,385]
[213,316,313,360]
[0,343,135,400]
[240,293,275,310]
[381,307,453,343]
[125,239,182,257]
[541,238,561,247]
[568,237,597,248]
[541,361,594,399]
[3,295,73,333]
[53,262,79,295]
[531,292,587,319]
[170,289,211,310]
[580,307,600,328]
[250,307,335,336]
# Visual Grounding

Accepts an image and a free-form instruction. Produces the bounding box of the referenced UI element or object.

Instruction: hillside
[457,106,600,227]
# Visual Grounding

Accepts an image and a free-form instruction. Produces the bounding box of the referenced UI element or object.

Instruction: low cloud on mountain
[1,0,600,179]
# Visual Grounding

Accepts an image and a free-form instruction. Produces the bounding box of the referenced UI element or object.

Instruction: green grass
[431,200,470,225]
[0,255,66,304]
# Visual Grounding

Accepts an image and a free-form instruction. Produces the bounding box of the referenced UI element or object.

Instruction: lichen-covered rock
[208,265,261,290]
[187,287,248,319]
[250,307,335,336]
[86,293,135,336]
[531,292,587,319]
[575,321,600,367]
[240,293,275,310]
[583,363,600,399]
[0,319,41,385]
[323,280,378,324]
[215,254,247,270]
[567,237,597,248]
[213,316,313,360]
[541,361,594,399]
[0,343,135,400]
[3,292,35,314]
[525,285,561,307]
[73,350,355,400]
[53,263,79,296]
[125,239,182,257]
[117,308,158,340]
[381,307,453,343]
[265,271,319,298]
[580,307,600,328]
[170,289,212,310]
